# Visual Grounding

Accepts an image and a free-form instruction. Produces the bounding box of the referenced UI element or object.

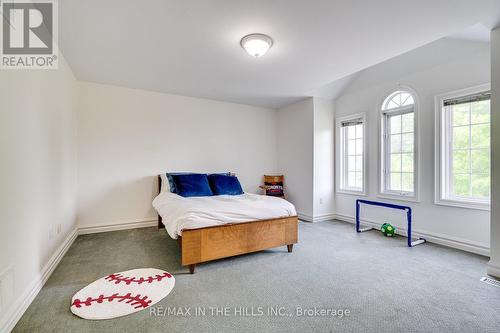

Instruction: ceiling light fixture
[240,33,273,57]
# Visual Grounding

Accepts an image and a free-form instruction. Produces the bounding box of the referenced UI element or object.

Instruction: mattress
[152,192,297,239]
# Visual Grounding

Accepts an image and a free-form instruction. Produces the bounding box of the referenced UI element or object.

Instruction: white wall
[0,56,78,331]
[313,98,335,219]
[334,39,491,255]
[76,82,278,228]
[277,98,314,219]
[488,27,500,277]
[277,97,335,222]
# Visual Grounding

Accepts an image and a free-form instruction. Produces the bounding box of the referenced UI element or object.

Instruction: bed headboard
[157,175,164,228]
[157,174,162,196]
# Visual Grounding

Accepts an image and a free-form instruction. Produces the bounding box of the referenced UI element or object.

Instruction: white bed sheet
[152,192,297,239]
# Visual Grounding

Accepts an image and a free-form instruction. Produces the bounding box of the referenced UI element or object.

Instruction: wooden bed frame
[157,175,298,274]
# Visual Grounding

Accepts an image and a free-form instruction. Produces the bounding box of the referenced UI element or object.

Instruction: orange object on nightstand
[259,175,285,198]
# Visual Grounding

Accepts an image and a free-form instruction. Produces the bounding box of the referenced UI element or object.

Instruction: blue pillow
[208,174,244,195]
[171,174,213,197]
[166,172,192,193]
[167,172,230,193]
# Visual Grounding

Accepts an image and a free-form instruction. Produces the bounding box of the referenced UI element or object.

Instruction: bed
[153,175,298,273]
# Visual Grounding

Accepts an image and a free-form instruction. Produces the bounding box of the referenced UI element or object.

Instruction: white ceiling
[59,0,500,109]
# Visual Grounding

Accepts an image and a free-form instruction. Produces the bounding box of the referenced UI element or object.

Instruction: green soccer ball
[380,223,396,237]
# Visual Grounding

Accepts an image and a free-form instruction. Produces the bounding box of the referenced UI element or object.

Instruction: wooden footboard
[180,216,298,273]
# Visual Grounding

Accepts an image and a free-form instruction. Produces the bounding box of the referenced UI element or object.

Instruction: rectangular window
[381,106,416,198]
[436,85,490,209]
[337,114,365,194]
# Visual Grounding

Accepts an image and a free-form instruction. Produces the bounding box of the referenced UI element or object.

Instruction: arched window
[381,90,418,198]
[383,91,415,110]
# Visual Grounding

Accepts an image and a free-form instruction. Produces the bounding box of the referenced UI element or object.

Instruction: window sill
[336,189,367,197]
[434,198,490,211]
[377,193,420,203]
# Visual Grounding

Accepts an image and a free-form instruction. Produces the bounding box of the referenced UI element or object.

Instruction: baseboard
[311,213,336,223]
[78,218,157,235]
[334,213,490,257]
[297,212,313,222]
[297,211,335,223]
[487,261,500,278]
[0,228,78,333]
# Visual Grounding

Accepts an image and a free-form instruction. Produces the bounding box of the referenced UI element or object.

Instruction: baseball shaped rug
[71,268,175,320]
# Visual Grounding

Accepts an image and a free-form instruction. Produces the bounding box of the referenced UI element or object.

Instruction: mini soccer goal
[355,199,425,247]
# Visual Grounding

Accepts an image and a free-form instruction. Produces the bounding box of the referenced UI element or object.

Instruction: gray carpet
[14,220,500,332]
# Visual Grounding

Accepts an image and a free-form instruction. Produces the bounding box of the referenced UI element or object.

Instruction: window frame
[379,88,420,202]
[434,83,491,211]
[335,112,367,196]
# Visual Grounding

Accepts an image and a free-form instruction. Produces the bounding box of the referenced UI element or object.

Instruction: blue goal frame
[355,199,425,247]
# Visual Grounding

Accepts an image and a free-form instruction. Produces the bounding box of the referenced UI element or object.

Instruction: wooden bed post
[287,244,293,253]
[188,264,196,274]
[157,175,165,229]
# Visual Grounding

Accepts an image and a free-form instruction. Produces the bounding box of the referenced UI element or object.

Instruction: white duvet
[152,192,297,239]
